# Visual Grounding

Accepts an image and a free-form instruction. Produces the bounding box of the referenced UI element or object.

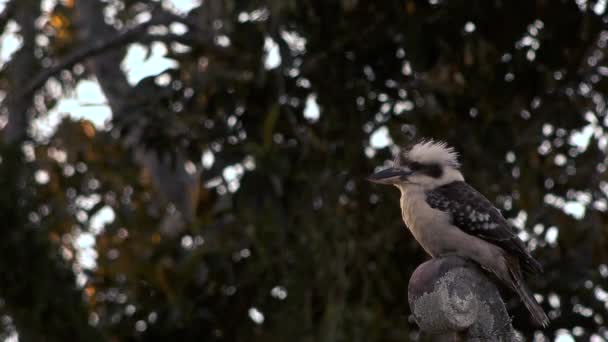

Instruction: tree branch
[18,17,153,101]
[15,9,226,103]
[0,0,15,33]
[3,0,38,143]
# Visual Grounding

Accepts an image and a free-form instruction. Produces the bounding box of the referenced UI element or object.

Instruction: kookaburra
[367,140,549,327]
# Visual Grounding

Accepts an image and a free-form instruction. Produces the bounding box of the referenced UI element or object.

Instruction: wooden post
[408,256,520,341]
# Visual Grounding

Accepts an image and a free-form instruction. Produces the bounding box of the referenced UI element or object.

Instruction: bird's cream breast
[400,187,446,226]
[400,189,425,230]
[399,186,451,255]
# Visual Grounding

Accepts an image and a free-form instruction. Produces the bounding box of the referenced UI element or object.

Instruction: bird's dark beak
[366,167,411,184]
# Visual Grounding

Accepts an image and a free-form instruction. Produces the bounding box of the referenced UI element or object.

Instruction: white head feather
[405,140,460,168]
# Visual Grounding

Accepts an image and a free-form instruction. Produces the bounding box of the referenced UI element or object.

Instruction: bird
[367,139,549,327]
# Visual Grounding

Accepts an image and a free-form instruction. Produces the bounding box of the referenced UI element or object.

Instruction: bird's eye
[425,164,443,178]
[409,162,422,171]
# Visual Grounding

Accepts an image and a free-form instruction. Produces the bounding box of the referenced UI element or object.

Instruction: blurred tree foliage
[0,0,607,341]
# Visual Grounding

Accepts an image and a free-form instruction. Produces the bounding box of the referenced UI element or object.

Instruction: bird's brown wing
[425,181,542,274]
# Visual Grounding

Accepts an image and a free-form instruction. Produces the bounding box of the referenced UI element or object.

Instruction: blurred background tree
[0,0,607,341]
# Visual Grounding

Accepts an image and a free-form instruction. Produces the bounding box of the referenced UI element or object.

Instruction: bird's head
[367,140,464,189]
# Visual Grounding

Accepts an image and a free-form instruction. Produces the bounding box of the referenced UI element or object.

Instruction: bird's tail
[512,275,550,328]
[505,256,550,327]
[521,254,543,274]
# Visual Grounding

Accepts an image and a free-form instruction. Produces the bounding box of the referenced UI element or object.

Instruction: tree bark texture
[0,1,104,341]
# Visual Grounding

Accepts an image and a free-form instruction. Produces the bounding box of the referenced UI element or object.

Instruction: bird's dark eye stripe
[408,162,442,177]
[409,162,423,170]
[425,164,443,178]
